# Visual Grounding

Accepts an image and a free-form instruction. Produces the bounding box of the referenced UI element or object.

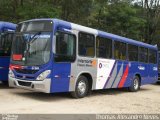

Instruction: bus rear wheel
[129,76,140,92]
[71,75,89,98]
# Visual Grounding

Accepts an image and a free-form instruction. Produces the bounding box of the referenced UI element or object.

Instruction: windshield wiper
[28,31,41,44]
[24,32,41,64]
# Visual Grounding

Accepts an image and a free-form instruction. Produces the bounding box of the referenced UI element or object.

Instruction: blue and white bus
[9,19,158,98]
[0,21,16,83]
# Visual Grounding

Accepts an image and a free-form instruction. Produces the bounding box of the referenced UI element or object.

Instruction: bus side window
[128,44,138,61]
[114,41,126,60]
[149,49,157,64]
[55,31,76,62]
[139,47,148,63]
[78,32,95,57]
[96,36,112,59]
[0,32,14,57]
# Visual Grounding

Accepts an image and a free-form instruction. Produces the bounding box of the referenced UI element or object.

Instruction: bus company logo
[98,60,110,69]
[99,63,102,69]
[153,67,158,71]
[77,59,96,67]
[138,66,145,70]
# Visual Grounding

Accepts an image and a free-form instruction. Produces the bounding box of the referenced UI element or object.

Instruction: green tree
[0,0,159,45]
[89,0,146,41]
[137,0,160,44]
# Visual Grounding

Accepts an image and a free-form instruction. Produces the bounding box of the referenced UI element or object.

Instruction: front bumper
[9,76,51,93]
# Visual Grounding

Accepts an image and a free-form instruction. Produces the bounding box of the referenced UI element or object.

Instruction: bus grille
[18,81,32,87]
[15,69,39,74]
[16,75,35,80]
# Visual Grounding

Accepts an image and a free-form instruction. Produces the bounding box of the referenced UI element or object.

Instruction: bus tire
[71,75,89,98]
[129,76,140,92]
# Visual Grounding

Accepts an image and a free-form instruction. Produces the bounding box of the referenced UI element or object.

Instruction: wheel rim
[134,78,139,90]
[77,80,86,95]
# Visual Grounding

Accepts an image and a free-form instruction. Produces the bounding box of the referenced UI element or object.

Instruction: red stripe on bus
[118,65,129,88]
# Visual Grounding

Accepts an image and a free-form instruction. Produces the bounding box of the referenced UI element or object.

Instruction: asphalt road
[0,82,160,114]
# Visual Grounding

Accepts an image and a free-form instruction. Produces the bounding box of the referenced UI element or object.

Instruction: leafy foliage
[0,0,159,45]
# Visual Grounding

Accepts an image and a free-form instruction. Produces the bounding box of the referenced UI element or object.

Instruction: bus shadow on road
[11,87,151,101]
[92,88,128,96]
[154,82,160,86]
[13,91,71,101]
[89,87,151,98]
[12,88,129,101]
[0,83,13,89]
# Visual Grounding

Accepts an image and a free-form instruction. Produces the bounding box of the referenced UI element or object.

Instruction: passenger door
[51,30,77,92]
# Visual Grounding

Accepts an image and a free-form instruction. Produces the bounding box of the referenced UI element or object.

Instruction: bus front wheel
[128,76,140,92]
[71,75,89,98]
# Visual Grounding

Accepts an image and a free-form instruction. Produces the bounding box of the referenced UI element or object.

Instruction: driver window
[55,31,76,62]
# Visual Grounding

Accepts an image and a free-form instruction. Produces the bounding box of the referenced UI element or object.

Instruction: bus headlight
[9,69,15,78]
[36,70,51,81]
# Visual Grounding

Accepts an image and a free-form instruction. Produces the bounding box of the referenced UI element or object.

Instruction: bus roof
[19,18,158,50]
[0,21,16,31]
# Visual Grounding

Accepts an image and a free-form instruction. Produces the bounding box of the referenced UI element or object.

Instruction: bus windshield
[11,32,52,66]
[11,20,53,66]
[0,32,13,56]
